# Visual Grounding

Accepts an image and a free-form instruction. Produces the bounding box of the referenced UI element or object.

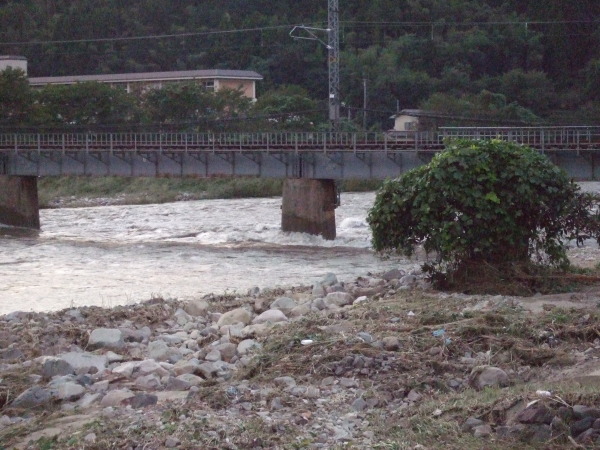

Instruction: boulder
[59,352,108,373]
[88,328,125,350]
[148,340,182,363]
[42,357,75,379]
[183,299,210,316]
[252,309,288,325]
[217,308,253,327]
[11,387,53,408]
[470,366,509,390]
[324,292,354,308]
[270,297,297,315]
[55,382,86,401]
[100,389,135,407]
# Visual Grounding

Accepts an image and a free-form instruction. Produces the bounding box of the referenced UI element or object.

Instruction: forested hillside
[1,0,599,129]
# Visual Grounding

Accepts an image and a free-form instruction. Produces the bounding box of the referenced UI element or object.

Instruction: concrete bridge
[2,126,600,238]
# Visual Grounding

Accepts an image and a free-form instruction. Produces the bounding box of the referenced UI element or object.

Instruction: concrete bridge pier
[281,178,337,240]
[0,176,40,229]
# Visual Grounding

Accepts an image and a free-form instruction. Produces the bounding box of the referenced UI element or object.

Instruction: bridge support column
[282,178,336,240]
[0,176,40,229]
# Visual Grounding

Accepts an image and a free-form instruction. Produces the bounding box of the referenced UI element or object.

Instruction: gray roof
[0,55,27,61]
[29,69,263,86]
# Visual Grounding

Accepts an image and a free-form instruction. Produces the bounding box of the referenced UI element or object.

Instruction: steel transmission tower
[290,1,341,131]
[328,0,340,130]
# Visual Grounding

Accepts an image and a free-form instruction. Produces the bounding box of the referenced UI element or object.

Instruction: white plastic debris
[301,339,314,346]
[536,390,552,397]
[407,311,416,317]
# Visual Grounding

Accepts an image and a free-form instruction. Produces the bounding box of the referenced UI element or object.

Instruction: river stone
[217,308,252,327]
[197,362,218,379]
[205,350,221,362]
[59,351,108,373]
[252,309,288,325]
[215,343,237,362]
[289,303,311,318]
[135,374,162,390]
[237,339,261,355]
[470,366,509,389]
[320,273,338,287]
[312,283,326,298]
[173,358,200,376]
[173,308,193,326]
[137,359,170,377]
[324,292,354,308]
[112,361,138,378]
[270,297,297,315]
[55,382,86,401]
[88,328,125,350]
[183,299,210,316]
[176,373,204,386]
[11,386,53,408]
[382,269,405,281]
[382,336,401,351]
[128,393,158,409]
[148,340,182,363]
[100,389,135,407]
[42,357,75,379]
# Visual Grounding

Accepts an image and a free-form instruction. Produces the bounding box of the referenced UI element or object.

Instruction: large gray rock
[137,359,170,377]
[324,292,354,308]
[11,386,53,408]
[100,389,135,407]
[320,273,339,287]
[148,340,182,363]
[183,299,210,316]
[237,339,261,355]
[176,374,204,387]
[470,366,509,390]
[42,357,75,380]
[217,308,253,327]
[253,309,288,325]
[135,374,162,390]
[59,352,108,372]
[55,382,86,401]
[88,328,125,350]
[214,343,237,362]
[173,308,193,326]
[270,297,297,316]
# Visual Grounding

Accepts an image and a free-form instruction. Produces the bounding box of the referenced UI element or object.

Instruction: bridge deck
[2,126,600,179]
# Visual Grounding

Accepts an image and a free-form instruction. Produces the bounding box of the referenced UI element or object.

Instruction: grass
[37,176,384,208]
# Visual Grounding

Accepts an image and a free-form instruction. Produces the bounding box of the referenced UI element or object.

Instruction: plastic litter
[301,339,314,345]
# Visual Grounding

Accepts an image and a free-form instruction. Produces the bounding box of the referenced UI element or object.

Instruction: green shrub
[367,139,600,279]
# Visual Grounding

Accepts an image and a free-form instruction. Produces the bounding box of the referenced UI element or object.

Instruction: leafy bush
[367,139,600,279]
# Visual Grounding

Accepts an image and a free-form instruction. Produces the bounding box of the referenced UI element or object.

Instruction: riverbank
[38,177,382,208]
[2,267,600,449]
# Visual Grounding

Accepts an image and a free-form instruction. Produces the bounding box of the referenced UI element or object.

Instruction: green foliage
[0,68,34,126]
[367,139,600,278]
[35,81,139,126]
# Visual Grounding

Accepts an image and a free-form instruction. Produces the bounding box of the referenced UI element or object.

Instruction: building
[28,69,263,100]
[0,55,28,73]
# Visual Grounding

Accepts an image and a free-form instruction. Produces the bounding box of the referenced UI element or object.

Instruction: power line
[0,23,323,47]
[342,19,600,26]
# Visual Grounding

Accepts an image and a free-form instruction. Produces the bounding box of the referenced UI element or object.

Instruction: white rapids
[0,192,420,315]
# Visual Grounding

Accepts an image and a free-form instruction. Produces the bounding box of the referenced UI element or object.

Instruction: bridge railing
[1,128,600,153]
[440,126,600,150]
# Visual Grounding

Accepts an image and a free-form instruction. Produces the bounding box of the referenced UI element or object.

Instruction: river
[0,192,419,315]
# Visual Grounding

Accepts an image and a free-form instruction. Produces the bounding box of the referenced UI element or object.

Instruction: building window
[202,80,215,91]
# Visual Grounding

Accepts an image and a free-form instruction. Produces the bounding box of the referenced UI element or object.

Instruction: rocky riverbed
[2,262,600,449]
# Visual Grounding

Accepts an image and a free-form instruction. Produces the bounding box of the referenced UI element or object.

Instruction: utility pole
[328,0,340,131]
[289,0,341,131]
[362,78,367,130]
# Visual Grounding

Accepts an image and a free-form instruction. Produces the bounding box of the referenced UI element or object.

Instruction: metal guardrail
[1,127,600,153]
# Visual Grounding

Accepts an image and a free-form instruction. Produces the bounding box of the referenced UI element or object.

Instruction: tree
[0,68,34,127]
[35,82,138,127]
[252,85,321,130]
[367,139,600,282]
